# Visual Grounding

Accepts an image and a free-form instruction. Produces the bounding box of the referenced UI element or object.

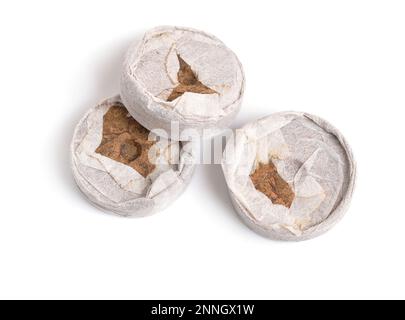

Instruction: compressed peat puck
[71,95,196,216]
[121,26,245,140]
[221,112,356,241]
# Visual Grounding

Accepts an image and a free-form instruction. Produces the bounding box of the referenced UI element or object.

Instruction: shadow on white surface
[231,105,280,129]
[199,163,258,236]
[202,164,234,211]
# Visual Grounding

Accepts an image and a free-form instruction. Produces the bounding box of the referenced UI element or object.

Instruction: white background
[0,0,404,300]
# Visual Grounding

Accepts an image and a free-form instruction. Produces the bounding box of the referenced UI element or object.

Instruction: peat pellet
[71,95,196,217]
[221,112,356,241]
[121,26,245,140]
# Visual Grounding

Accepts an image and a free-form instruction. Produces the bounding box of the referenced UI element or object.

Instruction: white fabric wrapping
[71,95,196,216]
[222,112,356,241]
[121,26,245,140]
